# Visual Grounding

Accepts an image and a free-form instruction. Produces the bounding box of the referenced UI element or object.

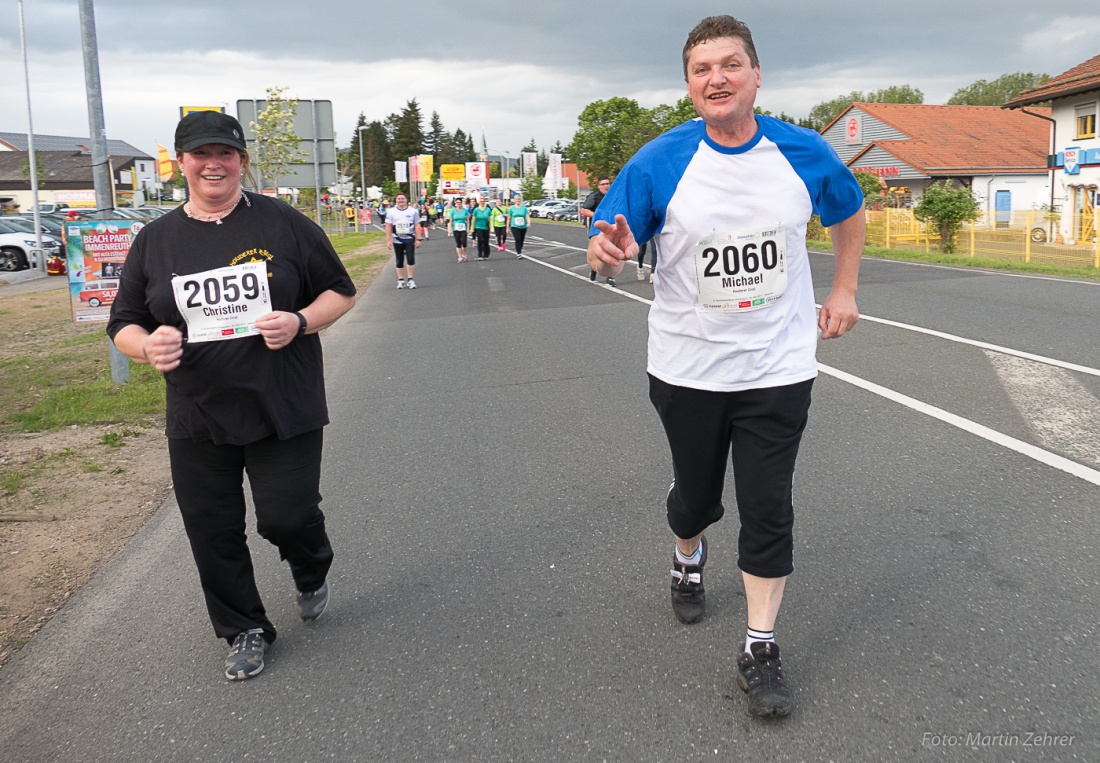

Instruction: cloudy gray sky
[2,1,1094,159]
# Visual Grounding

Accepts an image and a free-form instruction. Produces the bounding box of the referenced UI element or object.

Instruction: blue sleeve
[590,120,704,244]
[763,118,863,227]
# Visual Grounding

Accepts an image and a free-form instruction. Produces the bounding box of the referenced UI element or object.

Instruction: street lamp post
[357,125,368,209]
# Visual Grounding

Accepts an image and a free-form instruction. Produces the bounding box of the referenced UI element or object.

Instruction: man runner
[587,15,865,719]
[385,193,422,289]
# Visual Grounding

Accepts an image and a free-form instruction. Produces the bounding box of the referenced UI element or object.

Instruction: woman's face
[179,144,242,207]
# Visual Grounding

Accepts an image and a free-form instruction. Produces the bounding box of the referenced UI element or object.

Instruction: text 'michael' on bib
[692,227,788,313]
[172,261,272,343]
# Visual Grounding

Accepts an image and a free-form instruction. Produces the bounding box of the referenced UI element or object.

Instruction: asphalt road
[0,220,1097,762]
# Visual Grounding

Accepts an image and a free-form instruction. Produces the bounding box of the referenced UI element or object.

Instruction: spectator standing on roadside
[581,176,614,285]
[587,15,865,719]
[107,110,356,682]
[447,198,470,262]
[385,193,422,289]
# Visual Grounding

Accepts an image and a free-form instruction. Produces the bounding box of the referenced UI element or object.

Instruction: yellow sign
[420,155,434,179]
[440,164,465,181]
[179,105,226,118]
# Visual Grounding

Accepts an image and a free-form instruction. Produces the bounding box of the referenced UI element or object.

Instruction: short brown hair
[682,16,759,76]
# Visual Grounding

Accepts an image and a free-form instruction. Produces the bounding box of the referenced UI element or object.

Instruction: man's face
[685,36,760,136]
[396,194,408,209]
[597,179,611,194]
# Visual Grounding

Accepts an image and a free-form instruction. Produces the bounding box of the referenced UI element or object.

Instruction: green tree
[852,170,886,208]
[947,72,1051,106]
[19,156,47,187]
[654,95,698,132]
[570,97,662,180]
[806,85,924,131]
[361,121,391,187]
[345,112,367,183]
[381,178,401,199]
[426,111,446,167]
[913,180,980,254]
[249,86,308,191]
[391,99,424,163]
[520,171,544,201]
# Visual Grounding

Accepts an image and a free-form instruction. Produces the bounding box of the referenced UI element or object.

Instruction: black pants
[648,375,813,578]
[494,225,507,247]
[169,429,333,644]
[511,227,527,254]
[394,240,416,268]
[474,228,491,258]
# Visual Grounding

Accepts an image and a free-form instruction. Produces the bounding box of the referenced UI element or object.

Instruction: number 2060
[701,240,780,277]
[183,272,261,307]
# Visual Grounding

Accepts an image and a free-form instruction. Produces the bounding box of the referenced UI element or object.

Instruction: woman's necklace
[185,192,249,224]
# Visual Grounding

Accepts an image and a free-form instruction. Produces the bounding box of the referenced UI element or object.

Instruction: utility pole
[78,0,128,383]
[17,0,45,274]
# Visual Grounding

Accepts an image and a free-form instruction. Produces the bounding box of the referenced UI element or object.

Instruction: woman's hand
[255,311,302,351]
[143,326,184,372]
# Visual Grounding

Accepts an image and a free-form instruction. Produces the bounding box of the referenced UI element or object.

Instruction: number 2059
[182,271,261,308]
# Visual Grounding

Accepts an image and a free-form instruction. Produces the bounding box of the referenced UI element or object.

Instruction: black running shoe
[736,641,791,717]
[225,630,266,681]
[670,536,706,624]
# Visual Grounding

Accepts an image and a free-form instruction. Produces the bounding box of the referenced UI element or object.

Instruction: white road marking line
[519,251,654,306]
[837,310,1100,378]
[523,248,1100,485]
[821,363,1100,486]
[984,350,1100,469]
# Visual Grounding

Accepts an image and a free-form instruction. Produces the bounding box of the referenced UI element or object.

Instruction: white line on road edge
[820,363,1100,487]
[515,251,654,306]
[520,249,1100,486]
[816,308,1100,378]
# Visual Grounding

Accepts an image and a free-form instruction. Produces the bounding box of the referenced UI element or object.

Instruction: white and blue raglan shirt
[592,115,863,392]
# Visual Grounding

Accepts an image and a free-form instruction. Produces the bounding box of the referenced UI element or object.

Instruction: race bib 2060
[692,227,788,313]
[172,261,272,343]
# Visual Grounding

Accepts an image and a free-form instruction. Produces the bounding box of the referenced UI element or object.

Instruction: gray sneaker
[225,630,266,681]
[297,581,329,621]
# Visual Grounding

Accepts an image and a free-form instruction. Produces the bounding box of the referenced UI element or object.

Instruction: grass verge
[0,232,387,435]
[808,240,1100,282]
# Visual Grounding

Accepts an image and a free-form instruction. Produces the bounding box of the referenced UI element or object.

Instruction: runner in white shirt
[588,15,865,719]
[385,193,422,289]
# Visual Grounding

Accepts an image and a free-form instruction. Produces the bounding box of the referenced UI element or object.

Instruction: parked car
[78,279,120,308]
[0,229,61,272]
[549,202,580,222]
[529,200,573,218]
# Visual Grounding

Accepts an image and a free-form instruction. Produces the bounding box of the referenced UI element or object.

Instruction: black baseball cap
[174,111,247,153]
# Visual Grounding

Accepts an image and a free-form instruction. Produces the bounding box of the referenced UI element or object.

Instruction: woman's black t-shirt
[107,193,356,445]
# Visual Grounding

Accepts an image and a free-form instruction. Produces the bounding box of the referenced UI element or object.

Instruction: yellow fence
[835,210,1100,269]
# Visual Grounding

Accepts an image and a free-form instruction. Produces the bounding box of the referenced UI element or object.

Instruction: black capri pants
[473,228,491,258]
[453,230,468,248]
[393,240,416,268]
[169,429,333,644]
[511,227,527,254]
[648,374,813,579]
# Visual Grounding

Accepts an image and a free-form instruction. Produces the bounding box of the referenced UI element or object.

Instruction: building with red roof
[820,103,1051,226]
[1004,54,1100,245]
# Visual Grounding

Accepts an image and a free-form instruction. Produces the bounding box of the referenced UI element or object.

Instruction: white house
[1004,55,1100,245]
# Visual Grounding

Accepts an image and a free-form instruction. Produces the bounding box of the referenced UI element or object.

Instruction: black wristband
[293,311,307,336]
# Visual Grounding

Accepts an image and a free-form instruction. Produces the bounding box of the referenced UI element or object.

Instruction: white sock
[745,627,776,653]
[674,544,702,566]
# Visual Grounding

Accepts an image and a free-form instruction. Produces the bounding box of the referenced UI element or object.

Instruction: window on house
[1076,103,1097,139]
